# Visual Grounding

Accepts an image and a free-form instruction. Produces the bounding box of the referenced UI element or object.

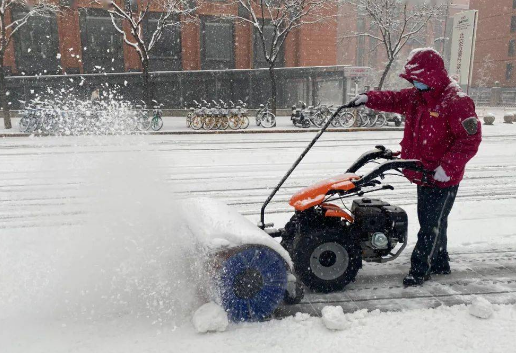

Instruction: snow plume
[0,139,204,326]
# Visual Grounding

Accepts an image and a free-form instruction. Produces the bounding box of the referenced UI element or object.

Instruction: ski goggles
[413,80,430,91]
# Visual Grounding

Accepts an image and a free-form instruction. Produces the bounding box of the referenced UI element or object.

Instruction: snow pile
[469,297,494,319]
[321,306,350,331]
[192,302,229,333]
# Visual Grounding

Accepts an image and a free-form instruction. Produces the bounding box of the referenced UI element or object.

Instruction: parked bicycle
[186,99,249,130]
[255,99,276,128]
[136,100,164,131]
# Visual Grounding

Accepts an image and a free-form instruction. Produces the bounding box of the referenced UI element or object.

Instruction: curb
[0,127,404,138]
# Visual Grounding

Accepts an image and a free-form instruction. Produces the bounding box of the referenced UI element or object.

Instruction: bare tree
[100,0,195,107]
[0,0,58,129]
[347,0,444,89]
[228,0,336,114]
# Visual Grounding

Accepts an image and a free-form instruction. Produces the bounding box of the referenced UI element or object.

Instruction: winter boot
[403,273,431,287]
[431,253,451,275]
[430,263,451,275]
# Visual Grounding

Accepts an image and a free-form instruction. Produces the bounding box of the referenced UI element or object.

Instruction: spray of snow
[0,138,205,326]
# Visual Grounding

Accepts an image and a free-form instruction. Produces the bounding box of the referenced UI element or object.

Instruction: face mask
[413,80,430,91]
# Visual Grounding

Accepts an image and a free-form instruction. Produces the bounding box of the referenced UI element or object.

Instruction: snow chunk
[469,297,493,319]
[294,312,311,322]
[192,302,229,333]
[321,306,349,331]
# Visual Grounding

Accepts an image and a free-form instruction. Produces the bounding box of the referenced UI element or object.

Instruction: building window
[145,13,182,71]
[12,10,60,75]
[510,40,516,57]
[356,17,366,66]
[253,23,284,69]
[506,63,514,80]
[511,16,516,33]
[201,18,234,70]
[513,0,516,9]
[79,8,124,73]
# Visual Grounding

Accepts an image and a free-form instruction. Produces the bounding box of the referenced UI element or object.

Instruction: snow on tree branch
[221,0,337,65]
[0,0,58,53]
[345,0,445,89]
[97,0,196,61]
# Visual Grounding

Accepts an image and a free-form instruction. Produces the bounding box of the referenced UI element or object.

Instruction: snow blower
[259,103,432,293]
[194,103,429,322]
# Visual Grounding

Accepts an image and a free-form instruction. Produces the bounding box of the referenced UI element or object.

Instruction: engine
[350,198,408,261]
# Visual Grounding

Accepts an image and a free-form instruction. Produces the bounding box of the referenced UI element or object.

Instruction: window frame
[253,22,285,69]
[11,8,60,75]
[200,16,235,70]
[144,12,182,71]
[511,16,516,33]
[79,7,125,73]
[509,39,516,57]
[506,62,514,80]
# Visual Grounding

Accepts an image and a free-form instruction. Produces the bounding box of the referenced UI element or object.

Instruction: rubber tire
[137,116,151,131]
[260,112,276,128]
[339,112,355,128]
[228,116,240,130]
[219,246,287,322]
[311,112,325,128]
[292,229,362,293]
[394,117,402,127]
[375,114,387,128]
[240,116,250,129]
[19,116,31,132]
[191,116,203,130]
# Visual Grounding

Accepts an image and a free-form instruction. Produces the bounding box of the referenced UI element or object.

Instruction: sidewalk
[0,116,404,137]
[1,108,514,137]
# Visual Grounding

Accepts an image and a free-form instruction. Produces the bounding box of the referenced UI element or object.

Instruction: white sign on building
[449,10,478,92]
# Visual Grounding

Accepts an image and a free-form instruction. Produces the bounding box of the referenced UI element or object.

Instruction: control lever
[375,145,386,151]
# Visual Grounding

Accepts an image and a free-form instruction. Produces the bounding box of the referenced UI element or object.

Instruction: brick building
[3,0,338,76]
[469,0,516,88]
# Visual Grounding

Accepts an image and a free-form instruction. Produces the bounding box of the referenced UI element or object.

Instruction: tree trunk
[142,58,152,108]
[0,56,11,130]
[268,65,277,115]
[378,58,395,90]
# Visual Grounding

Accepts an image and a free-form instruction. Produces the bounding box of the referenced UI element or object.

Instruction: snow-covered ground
[1,122,515,352]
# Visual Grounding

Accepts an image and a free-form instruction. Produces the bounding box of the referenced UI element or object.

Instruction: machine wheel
[292,229,362,293]
[218,245,288,322]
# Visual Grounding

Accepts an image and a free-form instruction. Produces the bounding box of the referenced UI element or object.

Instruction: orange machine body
[289,173,360,213]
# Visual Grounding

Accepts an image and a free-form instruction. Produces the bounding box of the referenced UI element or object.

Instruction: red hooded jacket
[365,48,482,188]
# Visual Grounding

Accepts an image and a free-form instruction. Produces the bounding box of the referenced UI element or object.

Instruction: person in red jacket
[352,48,482,286]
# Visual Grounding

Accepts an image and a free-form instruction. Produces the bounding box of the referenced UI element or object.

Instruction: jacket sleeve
[440,97,482,178]
[365,89,415,115]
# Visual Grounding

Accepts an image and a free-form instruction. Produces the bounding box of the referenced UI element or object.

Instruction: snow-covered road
[1,124,516,352]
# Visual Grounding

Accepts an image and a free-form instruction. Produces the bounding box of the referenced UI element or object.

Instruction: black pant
[410,185,459,277]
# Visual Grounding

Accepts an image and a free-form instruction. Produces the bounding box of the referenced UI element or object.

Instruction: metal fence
[470,87,516,107]
[5,65,368,110]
